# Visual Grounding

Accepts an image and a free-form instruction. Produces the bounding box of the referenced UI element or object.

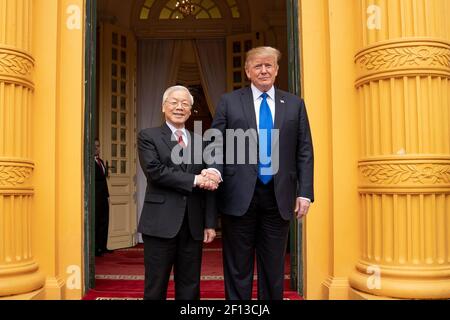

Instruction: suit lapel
[99,158,107,177]
[241,87,257,130]
[241,87,258,145]
[161,123,178,152]
[185,131,194,173]
[274,89,286,131]
[161,123,190,172]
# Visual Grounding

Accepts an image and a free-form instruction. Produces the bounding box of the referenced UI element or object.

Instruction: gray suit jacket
[137,124,217,240]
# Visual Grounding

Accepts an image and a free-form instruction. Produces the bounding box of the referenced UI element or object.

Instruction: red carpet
[84,238,302,300]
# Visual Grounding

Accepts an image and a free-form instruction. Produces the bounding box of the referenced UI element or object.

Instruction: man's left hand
[203,228,216,244]
[295,197,310,220]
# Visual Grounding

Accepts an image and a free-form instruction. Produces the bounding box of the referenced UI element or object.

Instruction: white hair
[162,85,194,106]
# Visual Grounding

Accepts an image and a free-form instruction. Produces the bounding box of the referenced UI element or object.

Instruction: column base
[0,288,45,300]
[350,265,450,299]
[44,276,66,300]
[322,276,350,300]
[0,262,45,298]
[349,288,398,300]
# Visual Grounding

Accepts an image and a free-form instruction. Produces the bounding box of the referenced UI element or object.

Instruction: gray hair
[162,85,194,106]
[245,46,281,68]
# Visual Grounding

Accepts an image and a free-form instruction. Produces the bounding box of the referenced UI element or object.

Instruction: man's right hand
[202,169,221,181]
[195,172,220,191]
[203,228,216,243]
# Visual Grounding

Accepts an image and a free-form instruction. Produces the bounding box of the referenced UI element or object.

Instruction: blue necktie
[258,92,273,184]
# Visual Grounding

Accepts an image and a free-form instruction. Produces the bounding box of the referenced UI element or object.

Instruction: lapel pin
[280,99,285,104]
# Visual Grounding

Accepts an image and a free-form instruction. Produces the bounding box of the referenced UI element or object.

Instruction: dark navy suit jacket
[209,86,314,221]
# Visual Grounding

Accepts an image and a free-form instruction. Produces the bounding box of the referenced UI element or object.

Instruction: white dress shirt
[166,121,188,146]
[250,84,275,131]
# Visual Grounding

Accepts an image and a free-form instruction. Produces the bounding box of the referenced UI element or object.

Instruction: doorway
[85,0,302,297]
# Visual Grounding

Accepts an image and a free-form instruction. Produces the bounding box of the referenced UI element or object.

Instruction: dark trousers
[142,214,203,300]
[222,180,290,300]
[95,195,109,253]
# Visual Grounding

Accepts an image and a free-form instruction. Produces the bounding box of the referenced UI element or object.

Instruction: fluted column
[0,0,44,297]
[349,0,450,299]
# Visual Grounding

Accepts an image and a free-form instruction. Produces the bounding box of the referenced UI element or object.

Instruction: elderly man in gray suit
[137,85,220,300]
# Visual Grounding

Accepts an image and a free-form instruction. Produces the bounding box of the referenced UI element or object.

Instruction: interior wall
[248,0,288,90]
[97,0,289,90]
[97,0,133,29]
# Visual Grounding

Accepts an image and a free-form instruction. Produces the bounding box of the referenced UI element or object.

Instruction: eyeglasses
[165,100,191,109]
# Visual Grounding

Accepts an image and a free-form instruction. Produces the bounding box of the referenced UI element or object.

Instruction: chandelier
[175,0,196,16]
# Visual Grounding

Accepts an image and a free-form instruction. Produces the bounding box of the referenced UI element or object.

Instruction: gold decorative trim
[359,158,450,187]
[0,53,33,76]
[0,162,33,187]
[0,189,34,195]
[355,39,450,87]
[0,47,34,88]
[357,45,450,71]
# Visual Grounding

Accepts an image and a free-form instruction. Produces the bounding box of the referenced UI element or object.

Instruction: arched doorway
[87,0,301,299]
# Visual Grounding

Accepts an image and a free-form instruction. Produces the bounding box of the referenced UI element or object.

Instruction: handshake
[195,169,222,191]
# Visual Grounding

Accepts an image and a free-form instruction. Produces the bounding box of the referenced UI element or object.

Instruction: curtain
[194,39,226,115]
[136,39,182,242]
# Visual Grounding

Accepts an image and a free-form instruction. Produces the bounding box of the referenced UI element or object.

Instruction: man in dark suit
[209,46,314,300]
[94,139,112,257]
[137,85,219,300]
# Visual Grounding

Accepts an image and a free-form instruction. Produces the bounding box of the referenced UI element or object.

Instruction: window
[226,0,240,18]
[139,0,241,21]
[139,0,155,20]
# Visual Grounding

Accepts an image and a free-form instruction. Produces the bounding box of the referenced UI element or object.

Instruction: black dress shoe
[95,251,103,257]
[104,249,114,254]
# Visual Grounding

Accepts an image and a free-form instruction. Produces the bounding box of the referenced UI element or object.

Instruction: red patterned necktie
[175,130,186,148]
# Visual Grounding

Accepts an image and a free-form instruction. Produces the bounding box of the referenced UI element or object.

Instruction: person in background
[94,138,113,257]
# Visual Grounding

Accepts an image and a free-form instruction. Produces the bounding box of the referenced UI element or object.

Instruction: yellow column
[0,0,45,297]
[299,0,361,299]
[350,0,450,299]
